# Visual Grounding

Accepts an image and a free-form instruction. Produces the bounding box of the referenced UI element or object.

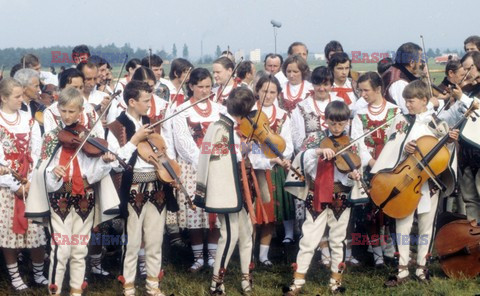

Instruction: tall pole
[274,27,278,54]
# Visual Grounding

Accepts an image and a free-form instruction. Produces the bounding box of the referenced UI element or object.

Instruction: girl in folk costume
[43,68,104,138]
[172,68,225,272]
[27,88,120,296]
[164,59,194,248]
[329,52,359,112]
[106,80,174,296]
[0,78,48,292]
[284,101,363,295]
[290,67,339,262]
[195,87,256,295]
[375,80,460,286]
[212,57,238,104]
[350,72,400,267]
[279,54,313,114]
[250,75,294,266]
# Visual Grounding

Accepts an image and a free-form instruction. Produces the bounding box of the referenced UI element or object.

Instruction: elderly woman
[13,69,45,134]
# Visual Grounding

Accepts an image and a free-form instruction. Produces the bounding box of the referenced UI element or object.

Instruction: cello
[370,104,478,219]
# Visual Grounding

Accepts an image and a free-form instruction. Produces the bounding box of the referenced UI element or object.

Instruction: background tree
[172,43,177,58]
[182,43,189,59]
[215,45,221,58]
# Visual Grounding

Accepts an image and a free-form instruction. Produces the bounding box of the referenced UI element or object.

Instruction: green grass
[2,234,479,296]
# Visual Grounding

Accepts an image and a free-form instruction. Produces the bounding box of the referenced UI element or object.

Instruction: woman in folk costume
[290,66,340,263]
[195,87,258,295]
[329,52,360,112]
[249,75,294,266]
[172,68,225,272]
[350,72,400,266]
[106,80,174,296]
[163,58,194,248]
[0,78,48,292]
[279,54,313,114]
[373,80,461,286]
[26,87,120,296]
[283,101,364,295]
[212,57,238,104]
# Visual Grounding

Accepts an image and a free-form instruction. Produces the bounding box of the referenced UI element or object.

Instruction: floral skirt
[0,187,46,249]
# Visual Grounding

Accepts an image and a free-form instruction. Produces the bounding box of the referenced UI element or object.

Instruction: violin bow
[332,112,403,158]
[420,35,435,100]
[96,54,129,114]
[170,67,192,105]
[148,93,214,130]
[436,66,473,115]
[213,56,244,103]
[149,48,152,68]
[58,56,128,177]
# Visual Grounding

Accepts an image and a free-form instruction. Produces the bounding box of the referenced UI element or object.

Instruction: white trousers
[121,201,166,286]
[49,208,94,292]
[395,193,438,268]
[296,207,351,274]
[212,208,253,278]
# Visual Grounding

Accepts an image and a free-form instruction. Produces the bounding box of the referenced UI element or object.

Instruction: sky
[0,0,476,58]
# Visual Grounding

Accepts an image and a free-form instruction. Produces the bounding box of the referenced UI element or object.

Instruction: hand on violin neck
[348,169,361,181]
[99,96,110,113]
[447,129,460,143]
[130,124,153,146]
[404,140,417,154]
[101,152,116,163]
[316,147,335,160]
[270,157,291,169]
[53,165,67,179]
[0,166,9,175]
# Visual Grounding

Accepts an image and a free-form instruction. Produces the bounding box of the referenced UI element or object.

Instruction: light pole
[271,20,282,54]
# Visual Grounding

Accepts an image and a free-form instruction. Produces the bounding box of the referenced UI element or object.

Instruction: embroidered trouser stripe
[48,209,94,292]
[212,208,253,279]
[396,193,439,267]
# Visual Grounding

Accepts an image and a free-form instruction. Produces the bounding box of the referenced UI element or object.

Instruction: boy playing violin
[372,80,460,286]
[27,87,120,296]
[284,100,363,295]
[106,80,175,296]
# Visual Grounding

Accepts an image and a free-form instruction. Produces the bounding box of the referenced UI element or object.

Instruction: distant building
[314,53,326,61]
[250,49,261,63]
[435,53,459,64]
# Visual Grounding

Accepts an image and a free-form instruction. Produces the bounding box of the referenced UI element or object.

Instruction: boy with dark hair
[107,80,174,296]
[284,100,363,295]
[195,87,257,295]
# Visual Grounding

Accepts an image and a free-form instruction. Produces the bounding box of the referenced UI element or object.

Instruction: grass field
[0,229,479,296]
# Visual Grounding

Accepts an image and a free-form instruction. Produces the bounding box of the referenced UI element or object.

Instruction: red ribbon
[331,87,353,105]
[313,157,334,212]
[59,147,85,196]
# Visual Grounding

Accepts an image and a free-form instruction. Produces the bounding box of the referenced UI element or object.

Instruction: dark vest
[382,64,417,104]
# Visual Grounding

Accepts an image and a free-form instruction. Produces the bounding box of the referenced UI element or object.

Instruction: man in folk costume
[106,80,175,296]
[195,88,260,295]
[142,54,170,102]
[373,80,463,286]
[382,42,441,114]
[284,101,364,295]
[328,52,358,112]
[25,87,120,296]
[457,51,480,225]
[235,61,256,90]
[350,72,400,266]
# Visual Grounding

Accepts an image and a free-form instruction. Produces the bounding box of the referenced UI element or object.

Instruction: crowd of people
[0,36,479,295]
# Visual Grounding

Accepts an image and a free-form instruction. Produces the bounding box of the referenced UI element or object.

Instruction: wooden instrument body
[370,135,449,218]
[435,219,480,279]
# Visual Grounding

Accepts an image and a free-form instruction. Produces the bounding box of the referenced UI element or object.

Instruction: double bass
[434,219,480,278]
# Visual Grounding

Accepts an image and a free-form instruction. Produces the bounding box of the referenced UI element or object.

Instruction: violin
[434,219,480,278]
[137,133,196,210]
[319,134,370,196]
[58,123,131,171]
[238,110,304,181]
